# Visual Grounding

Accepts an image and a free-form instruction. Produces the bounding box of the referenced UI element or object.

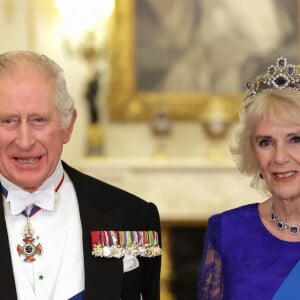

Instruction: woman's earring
[259,173,263,179]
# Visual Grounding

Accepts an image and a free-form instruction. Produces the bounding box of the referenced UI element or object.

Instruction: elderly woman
[197,57,300,300]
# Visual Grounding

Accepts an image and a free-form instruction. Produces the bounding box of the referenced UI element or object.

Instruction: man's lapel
[0,185,17,298]
[64,162,125,299]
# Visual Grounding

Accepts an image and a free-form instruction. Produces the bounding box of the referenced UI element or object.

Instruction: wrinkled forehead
[0,67,54,90]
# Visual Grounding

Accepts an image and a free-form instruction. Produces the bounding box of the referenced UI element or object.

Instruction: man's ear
[63,109,77,144]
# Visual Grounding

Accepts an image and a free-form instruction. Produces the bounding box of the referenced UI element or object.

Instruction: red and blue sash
[69,291,84,300]
[272,260,300,299]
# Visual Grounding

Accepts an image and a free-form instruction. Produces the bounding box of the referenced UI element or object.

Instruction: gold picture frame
[107,0,297,121]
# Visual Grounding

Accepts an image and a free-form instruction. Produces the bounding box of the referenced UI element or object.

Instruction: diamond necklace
[271,206,300,235]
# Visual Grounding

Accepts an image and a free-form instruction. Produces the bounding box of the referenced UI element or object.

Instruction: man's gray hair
[0,50,75,129]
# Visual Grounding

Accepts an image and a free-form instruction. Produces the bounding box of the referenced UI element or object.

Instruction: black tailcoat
[0,162,161,300]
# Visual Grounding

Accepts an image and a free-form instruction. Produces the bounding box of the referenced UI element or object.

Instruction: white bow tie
[7,187,55,215]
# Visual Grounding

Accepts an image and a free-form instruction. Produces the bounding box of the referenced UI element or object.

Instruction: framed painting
[107,0,299,121]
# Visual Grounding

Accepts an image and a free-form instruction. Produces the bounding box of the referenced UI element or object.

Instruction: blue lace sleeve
[197,215,223,300]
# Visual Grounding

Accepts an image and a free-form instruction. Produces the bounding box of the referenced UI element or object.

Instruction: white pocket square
[123,254,139,273]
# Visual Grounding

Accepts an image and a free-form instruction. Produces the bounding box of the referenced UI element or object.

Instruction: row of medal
[91,230,162,258]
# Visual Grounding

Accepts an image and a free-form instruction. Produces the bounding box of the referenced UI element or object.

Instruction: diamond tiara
[244,57,300,101]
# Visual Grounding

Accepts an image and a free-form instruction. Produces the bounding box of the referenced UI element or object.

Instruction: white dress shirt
[1,161,85,299]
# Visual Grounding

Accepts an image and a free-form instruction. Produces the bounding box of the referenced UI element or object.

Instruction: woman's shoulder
[206,203,260,250]
[208,203,260,231]
[208,203,259,227]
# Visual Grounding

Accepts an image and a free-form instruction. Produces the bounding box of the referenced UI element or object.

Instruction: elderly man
[0,50,161,300]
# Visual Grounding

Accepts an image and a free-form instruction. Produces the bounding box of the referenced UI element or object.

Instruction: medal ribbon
[1,173,65,262]
[91,230,162,258]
